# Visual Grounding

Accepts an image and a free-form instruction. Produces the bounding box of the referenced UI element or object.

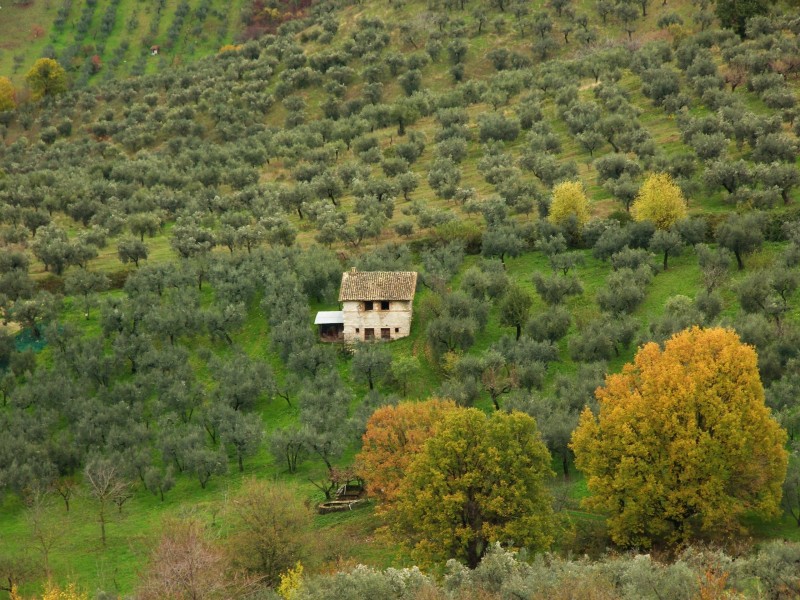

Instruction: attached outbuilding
[314,310,344,342]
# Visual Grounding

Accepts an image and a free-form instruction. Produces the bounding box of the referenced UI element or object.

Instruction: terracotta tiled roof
[338,270,418,301]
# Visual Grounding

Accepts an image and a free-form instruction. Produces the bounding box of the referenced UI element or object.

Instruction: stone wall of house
[342,300,413,342]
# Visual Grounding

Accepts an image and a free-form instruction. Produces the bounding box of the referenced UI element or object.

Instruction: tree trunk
[99,506,107,547]
[734,250,744,270]
[515,324,521,340]
[465,539,482,569]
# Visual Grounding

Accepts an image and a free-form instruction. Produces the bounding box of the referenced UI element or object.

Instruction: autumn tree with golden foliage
[11,582,88,600]
[631,173,688,230]
[356,399,457,510]
[25,58,67,101]
[391,408,555,568]
[571,327,787,548]
[0,77,16,112]
[548,181,590,229]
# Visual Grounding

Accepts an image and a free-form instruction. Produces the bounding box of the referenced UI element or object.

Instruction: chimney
[350,267,357,274]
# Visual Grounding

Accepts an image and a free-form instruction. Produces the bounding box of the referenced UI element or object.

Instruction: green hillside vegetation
[0,0,256,88]
[1,0,800,596]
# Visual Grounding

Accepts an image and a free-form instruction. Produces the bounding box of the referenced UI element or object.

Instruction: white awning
[314,311,344,325]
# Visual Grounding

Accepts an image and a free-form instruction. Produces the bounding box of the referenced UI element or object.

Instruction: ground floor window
[365,328,374,340]
[381,328,391,340]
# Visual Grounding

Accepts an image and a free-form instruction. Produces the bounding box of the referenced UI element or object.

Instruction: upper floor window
[364,301,373,311]
[380,301,390,310]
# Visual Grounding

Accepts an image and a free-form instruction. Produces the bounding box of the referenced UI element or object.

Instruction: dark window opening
[380,301,390,310]
[355,328,360,333]
[365,328,375,340]
[381,328,391,340]
[395,327,399,333]
[364,301,373,311]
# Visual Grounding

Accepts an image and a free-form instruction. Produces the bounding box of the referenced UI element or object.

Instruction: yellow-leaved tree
[548,180,590,229]
[25,58,67,101]
[571,327,787,548]
[11,583,88,600]
[631,172,687,230]
[0,76,16,112]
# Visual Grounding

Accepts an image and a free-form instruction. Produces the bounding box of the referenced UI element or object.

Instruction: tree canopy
[356,399,457,509]
[571,327,787,547]
[25,59,68,101]
[0,77,16,112]
[392,408,555,568]
[631,173,687,230]
[548,181,590,229]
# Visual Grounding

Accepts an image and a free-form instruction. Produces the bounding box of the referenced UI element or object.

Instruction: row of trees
[3,4,799,283]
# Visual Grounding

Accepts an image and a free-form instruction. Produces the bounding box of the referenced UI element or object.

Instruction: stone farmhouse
[314,269,418,342]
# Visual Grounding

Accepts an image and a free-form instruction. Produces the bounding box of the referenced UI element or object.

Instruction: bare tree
[25,489,65,580]
[137,518,255,600]
[0,553,37,597]
[51,477,79,512]
[83,456,131,547]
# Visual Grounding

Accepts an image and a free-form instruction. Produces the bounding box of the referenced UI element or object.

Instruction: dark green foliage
[647,295,707,343]
[569,315,638,362]
[593,222,631,261]
[715,0,768,36]
[596,267,652,315]
[532,272,583,306]
[715,212,765,270]
[481,223,527,265]
[649,229,684,271]
[118,237,149,268]
[427,291,488,357]
[351,342,393,391]
[421,241,465,291]
[737,267,799,328]
[610,247,654,273]
[498,284,532,340]
[595,153,641,182]
[525,306,571,343]
[478,113,521,143]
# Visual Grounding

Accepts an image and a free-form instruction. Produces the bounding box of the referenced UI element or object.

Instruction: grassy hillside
[1,0,800,596]
[0,0,251,87]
